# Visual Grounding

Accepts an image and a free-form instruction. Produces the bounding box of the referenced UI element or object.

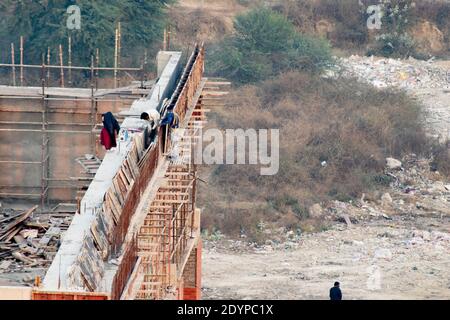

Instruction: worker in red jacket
[100,112,120,150]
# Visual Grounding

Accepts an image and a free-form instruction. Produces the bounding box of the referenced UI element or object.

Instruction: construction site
[0,38,229,299]
[1,0,450,302]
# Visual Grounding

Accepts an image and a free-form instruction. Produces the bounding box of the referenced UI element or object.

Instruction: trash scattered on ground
[338,55,449,90]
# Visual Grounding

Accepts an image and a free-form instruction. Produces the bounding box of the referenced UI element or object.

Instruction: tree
[2,0,174,66]
[208,8,333,85]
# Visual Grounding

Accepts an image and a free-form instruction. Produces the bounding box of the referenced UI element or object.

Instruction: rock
[309,203,324,218]
[315,19,335,38]
[410,20,445,55]
[431,181,447,193]
[386,158,402,170]
[381,193,393,207]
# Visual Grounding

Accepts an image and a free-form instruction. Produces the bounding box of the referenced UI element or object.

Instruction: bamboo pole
[96,48,100,90]
[11,43,16,86]
[0,63,141,71]
[118,22,121,88]
[20,36,24,86]
[163,28,167,51]
[167,25,171,51]
[47,47,51,85]
[90,55,96,154]
[114,28,119,89]
[68,36,72,86]
[59,44,65,87]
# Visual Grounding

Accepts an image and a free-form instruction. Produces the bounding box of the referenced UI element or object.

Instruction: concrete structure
[0,45,224,300]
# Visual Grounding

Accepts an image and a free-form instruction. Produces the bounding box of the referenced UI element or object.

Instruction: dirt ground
[202,216,450,300]
[200,57,450,300]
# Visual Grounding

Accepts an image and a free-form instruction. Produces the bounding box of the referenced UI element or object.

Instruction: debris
[386,158,402,170]
[20,229,38,239]
[0,260,12,270]
[374,248,393,260]
[339,55,450,90]
[12,251,36,265]
[0,205,38,241]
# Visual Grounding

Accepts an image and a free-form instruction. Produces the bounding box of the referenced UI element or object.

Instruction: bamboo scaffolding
[59,44,65,87]
[68,36,72,86]
[118,22,122,88]
[114,28,119,89]
[20,36,24,86]
[0,62,141,72]
[11,43,16,86]
[47,47,51,84]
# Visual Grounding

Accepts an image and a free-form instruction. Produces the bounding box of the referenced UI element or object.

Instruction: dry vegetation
[198,71,448,241]
[170,0,450,58]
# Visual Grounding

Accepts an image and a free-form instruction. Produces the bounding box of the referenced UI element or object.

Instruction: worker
[100,112,120,150]
[140,112,158,148]
[329,282,342,300]
[160,111,180,153]
[160,110,179,128]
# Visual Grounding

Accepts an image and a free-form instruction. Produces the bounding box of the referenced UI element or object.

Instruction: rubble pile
[0,205,73,284]
[338,55,449,90]
[326,155,450,221]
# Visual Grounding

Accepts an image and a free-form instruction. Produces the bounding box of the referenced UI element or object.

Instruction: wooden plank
[107,191,122,222]
[112,179,124,206]
[118,170,130,188]
[39,226,61,247]
[123,160,136,181]
[0,205,38,240]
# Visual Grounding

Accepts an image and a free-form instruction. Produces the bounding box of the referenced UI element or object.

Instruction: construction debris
[0,205,74,280]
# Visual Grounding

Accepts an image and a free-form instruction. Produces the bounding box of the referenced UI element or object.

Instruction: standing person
[329,282,342,300]
[100,112,120,150]
[140,112,158,149]
[160,111,179,153]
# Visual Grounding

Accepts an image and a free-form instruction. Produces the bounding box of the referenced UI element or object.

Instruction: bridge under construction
[0,44,229,300]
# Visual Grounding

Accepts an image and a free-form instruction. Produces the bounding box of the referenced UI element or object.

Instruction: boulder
[386,157,402,170]
[409,20,445,55]
[381,193,393,207]
[309,203,324,218]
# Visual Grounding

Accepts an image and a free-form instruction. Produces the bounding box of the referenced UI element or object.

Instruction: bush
[368,33,417,58]
[199,71,440,236]
[208,7,333,84]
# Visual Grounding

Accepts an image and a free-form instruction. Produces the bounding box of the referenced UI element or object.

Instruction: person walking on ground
[100,112,120,150]
[330,282,342,300]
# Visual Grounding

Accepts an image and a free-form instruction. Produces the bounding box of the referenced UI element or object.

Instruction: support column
[182,239,202,300]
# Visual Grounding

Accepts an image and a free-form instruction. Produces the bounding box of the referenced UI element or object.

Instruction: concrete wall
[0,93,134,202]
[0,286,32,300]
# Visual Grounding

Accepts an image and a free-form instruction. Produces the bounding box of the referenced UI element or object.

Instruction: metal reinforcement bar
[110,140,160,255]
[111,44,205,300]
[111,237,138,300]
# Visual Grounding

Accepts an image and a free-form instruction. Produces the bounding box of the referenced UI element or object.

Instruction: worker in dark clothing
[100,112,120,150]
[160,111,179,128]
[329,282,342,300]
[160,111,179,153]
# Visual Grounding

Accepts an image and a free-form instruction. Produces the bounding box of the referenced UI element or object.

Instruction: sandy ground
[202,217,450,300]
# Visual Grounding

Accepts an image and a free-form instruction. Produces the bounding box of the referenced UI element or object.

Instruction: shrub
[207,7,333,84]
[368,33,417,58]
[199,71,441,236]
